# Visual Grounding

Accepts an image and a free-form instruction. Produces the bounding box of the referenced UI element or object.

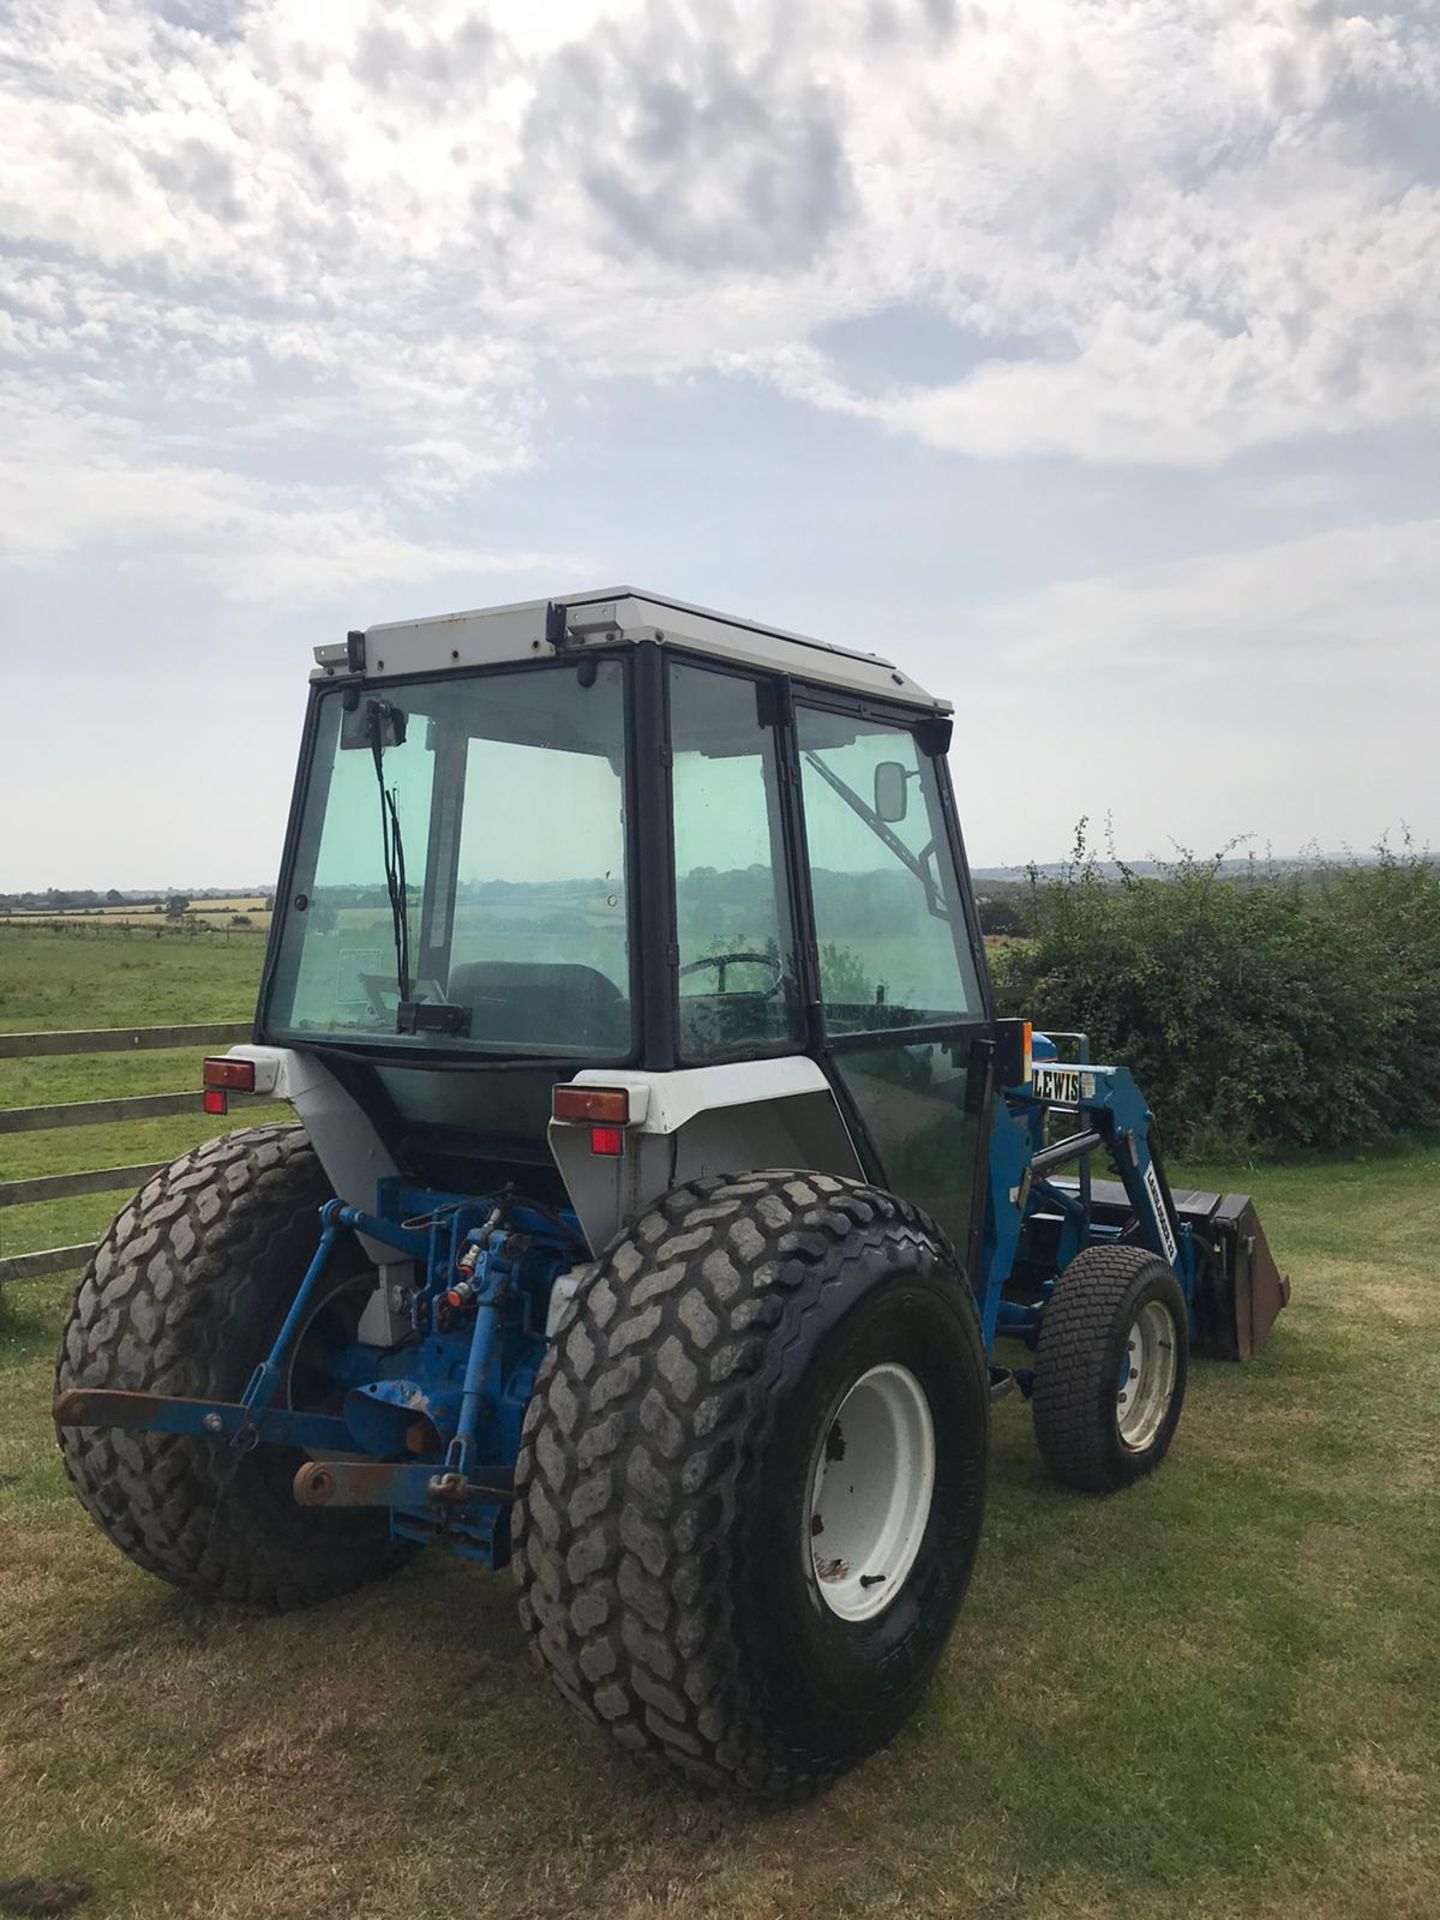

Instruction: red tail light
[203,1056,255,1118]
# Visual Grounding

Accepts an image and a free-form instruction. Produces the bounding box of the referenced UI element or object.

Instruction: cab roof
[313,586,948,712]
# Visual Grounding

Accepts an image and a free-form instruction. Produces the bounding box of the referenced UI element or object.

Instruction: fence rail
[0,1022,251,1060]
[0,1021,265,1285]
[0,1090,246,1136]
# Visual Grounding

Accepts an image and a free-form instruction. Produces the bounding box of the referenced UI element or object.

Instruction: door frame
[779,680,1000,1286]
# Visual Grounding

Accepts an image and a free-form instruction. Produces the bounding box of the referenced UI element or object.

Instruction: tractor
[54,588,1289,1798]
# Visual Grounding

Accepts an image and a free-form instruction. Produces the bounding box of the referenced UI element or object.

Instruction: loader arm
[980,1053,1289,1361]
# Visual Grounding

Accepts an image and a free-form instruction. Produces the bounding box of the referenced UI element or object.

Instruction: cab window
[669,662,804,1060]
[795,705,978,1035]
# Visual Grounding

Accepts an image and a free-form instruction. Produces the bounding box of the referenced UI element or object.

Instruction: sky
[2,0,1437,890]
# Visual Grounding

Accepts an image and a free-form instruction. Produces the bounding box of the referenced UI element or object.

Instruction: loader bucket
[1045,1180,1291,1361]
[1190,1192,1291,1361]
[1115,1184,1290,1359]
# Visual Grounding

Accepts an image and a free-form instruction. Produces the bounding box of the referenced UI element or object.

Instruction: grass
[0,928,286,1266]
[1,929,1438,1918]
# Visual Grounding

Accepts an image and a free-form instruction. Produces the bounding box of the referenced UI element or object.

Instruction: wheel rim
[807,1362,936,1623]
[1116,1299,1179,1451]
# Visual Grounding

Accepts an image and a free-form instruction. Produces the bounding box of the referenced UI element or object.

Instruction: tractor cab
[258,588,993,1264]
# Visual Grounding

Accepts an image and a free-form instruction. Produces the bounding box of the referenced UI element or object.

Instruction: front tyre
[1032,1244,1189,1493]
[514,1172,990,1799]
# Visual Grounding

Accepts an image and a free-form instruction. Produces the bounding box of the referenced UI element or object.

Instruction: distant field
[0,924,1437,1918]
[5,897,274,931]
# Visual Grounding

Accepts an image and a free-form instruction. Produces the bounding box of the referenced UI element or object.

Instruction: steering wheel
[677,950,785,999]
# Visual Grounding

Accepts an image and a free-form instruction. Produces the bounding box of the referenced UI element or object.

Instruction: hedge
[991,835,1440,1156]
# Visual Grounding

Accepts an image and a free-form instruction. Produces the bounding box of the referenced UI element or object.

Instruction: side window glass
[795,707,979,1034]
[669,663,803,1060]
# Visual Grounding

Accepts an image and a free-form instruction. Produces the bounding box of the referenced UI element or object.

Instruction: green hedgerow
[992,829,1440,1157]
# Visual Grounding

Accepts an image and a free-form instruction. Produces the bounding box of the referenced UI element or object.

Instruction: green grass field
[0,928,284,1268]
[1,927,1437,1919]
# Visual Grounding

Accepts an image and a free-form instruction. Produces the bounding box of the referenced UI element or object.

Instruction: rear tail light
[552,1085,630,1125]
[203,1056,256,1117]
[204,1057,257,1091]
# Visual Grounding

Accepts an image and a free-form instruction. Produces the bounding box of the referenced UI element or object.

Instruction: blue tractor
[54,589,1288,1798]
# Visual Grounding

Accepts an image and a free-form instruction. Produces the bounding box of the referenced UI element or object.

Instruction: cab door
[790,697,994,1274]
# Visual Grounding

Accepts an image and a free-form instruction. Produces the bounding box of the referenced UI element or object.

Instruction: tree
[164,895,190,918]
[978,895,1027,937]
[106,889,124,905]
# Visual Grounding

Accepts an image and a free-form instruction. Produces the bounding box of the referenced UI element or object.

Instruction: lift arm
[979,1061,1189,1352]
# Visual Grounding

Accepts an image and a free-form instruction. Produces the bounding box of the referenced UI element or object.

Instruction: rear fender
[222,1047,412,1327]
[549,1057,864,1252]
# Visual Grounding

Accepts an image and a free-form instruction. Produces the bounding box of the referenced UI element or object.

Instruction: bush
[992,830,1440,1156]
[978,895,1028,937]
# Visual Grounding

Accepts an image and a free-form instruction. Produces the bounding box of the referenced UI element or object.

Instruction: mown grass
[1,929,1437,1919]
[0,925,267,1029]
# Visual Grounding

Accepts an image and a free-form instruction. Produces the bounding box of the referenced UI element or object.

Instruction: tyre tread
[514,1170,983,1798]
[1032,1242,1186,1493]
[55,1124,408,1610]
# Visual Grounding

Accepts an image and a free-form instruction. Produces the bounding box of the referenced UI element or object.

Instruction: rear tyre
[1032,1244,1188,1493]
[514,1171,990,1799]
[54,1125,413,1610]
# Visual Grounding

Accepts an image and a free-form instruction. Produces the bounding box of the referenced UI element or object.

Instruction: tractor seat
[446,960,628,1051]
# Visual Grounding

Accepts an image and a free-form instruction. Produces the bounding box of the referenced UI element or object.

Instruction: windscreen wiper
[365,700,472,1039]
[366,700,412,1009]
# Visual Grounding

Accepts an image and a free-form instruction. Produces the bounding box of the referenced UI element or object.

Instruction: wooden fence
[0,1022,262,1284]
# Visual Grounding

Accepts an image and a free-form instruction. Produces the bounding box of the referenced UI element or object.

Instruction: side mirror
[873,760,909,824]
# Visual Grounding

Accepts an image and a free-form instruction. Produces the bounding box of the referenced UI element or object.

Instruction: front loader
[54,588,1288,1797]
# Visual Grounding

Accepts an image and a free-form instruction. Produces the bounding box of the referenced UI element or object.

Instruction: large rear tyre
[514,1172,990,1799]
[54,1125,413,1610]
[1032,1244,1188,1493]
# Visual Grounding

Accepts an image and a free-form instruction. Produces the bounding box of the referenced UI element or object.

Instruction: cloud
[928,511,1440,863]
[529,10,852,271]
[0,378,577,604]
[965,515,1440,679]
[1,0,1439,599]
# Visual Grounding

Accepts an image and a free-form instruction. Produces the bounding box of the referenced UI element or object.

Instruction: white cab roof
[313,586,947,711]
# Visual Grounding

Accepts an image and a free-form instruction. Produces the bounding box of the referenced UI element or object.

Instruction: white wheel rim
[1116,1300,1179,1451]
[807,1362,936,1623]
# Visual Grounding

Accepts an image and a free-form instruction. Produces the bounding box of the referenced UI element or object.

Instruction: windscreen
[266,657,631,1057]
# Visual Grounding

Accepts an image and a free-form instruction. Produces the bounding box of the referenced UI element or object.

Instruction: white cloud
[0,378,577,603]
[1,0,1438,593]
[964,515,1440,677]
[920,514,1440,864]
